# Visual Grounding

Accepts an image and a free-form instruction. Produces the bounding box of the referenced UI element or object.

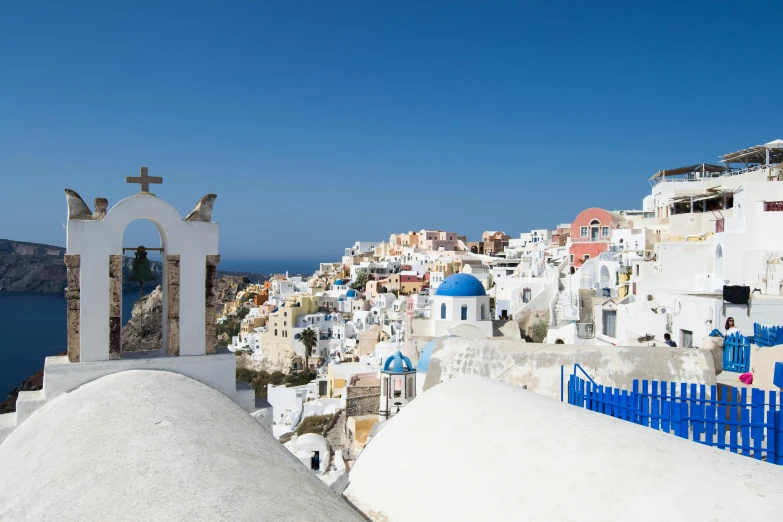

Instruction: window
[570,254,575,263]
[680,329,693,348]
[523,288,531,303]
[283,321,286,326]
[635,265,639,276]
[480,304,486,320]
[318,381,327,396]
[580,227,588,237]
[284,312,287,317]
[584,255,590,262]
[441,303,446,319]
[602,227,609,236]
[461,305,468,321]
[274,329,278,336]
[602,310,617,337]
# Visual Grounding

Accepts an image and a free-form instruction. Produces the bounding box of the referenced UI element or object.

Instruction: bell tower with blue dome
[431,273,493,337]
[379,350,416,421]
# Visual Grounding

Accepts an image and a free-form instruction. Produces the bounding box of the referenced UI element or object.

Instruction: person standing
[725,317,739,337]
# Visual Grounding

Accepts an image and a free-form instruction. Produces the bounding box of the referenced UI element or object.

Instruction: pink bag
[739,372,753,385]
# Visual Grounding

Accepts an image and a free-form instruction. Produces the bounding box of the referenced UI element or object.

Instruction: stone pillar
[64,254,81,363]
[167,255,180,356]
[108,255,122,360]
[205,255,221,355]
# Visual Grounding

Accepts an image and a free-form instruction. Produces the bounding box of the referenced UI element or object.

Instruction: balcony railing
[570,237,610,244]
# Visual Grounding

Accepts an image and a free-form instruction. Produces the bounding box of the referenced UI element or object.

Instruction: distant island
[0,239,271,294]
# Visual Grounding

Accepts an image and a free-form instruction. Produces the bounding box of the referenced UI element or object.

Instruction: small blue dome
[383,350,415,374]
[346,289,358,298]
[334,279,346,286]
[435,273,487,297]
[338,297,344,302]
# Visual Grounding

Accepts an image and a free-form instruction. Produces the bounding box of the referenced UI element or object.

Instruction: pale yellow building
[259,295,321,372]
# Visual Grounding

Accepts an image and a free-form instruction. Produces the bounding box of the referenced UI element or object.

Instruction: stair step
[15,390,47,425]
[0,412,16,445]
[233,381,256,413]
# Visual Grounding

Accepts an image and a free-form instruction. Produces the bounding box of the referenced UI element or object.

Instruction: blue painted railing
[753,323,783,348]
[567,375,783,465]
[723,333,751,373]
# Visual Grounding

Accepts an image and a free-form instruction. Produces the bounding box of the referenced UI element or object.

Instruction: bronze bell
[129,246,155,295]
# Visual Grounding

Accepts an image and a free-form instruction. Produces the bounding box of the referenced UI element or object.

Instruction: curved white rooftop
[345,376,783,521]
[0,370,365,522]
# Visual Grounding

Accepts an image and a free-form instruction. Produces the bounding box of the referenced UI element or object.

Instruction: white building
[431,273,492,337]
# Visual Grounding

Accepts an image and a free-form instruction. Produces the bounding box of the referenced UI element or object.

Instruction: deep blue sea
[0,291,141,395]
[0,258,322,396]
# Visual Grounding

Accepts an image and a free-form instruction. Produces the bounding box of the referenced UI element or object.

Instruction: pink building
[568,208,617,267]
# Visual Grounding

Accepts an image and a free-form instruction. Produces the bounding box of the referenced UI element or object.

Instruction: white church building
[431,273,493,337]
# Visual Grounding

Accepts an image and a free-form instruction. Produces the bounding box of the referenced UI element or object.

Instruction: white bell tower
[379,351,416,421]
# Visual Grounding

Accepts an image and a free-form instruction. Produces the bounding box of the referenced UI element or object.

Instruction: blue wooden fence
[753,323,783,348]
[567,374,783,464]
[723,333,751,372]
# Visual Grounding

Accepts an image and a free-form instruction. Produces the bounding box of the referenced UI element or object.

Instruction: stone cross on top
[126,166,162,195]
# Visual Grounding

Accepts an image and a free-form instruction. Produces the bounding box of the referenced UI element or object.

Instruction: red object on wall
[764,201,783,212]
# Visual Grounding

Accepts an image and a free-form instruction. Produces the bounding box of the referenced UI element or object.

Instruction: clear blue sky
[1,1,780,260]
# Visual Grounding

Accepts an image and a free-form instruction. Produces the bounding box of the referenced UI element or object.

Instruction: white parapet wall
[422,336,717,400]
[42,351,252,410]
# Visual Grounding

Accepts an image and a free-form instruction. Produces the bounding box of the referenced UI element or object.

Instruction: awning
[720,140,783,164]
[649,163,725,181]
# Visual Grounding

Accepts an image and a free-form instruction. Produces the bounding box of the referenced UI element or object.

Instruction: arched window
[480,304,486,320]
[441,303,446,319]
[589,219,600,241]
[461,305,468,321]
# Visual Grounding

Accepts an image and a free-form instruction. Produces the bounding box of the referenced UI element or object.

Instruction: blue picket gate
[753,323,783,348]
[567,373,783,465]
[723,333,751,372]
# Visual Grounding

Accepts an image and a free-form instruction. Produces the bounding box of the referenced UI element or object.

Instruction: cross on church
[126,167,163,194]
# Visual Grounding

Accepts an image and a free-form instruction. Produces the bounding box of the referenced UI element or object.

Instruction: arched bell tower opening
[117,218,168,356]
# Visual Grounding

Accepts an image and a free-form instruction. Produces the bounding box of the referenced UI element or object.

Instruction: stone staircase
[552,271,575,328]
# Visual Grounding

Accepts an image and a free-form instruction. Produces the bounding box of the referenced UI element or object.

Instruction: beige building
[240,316,266,334]
[259,295,321,372]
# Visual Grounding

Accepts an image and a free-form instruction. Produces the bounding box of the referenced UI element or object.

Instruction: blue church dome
[333,279,346,286]
[383,350,415,374]
[435,273,487,297]
[346,289,358,298]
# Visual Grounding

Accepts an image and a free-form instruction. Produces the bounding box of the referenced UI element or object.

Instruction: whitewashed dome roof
[0,370,365,522]
[345,376,783,521]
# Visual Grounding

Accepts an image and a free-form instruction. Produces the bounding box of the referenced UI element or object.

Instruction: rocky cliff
[0,240,67,293]
[0,238,268,294]
[0,239,163,294]
[121,286,164,352]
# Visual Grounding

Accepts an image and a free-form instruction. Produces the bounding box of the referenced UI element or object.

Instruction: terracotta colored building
[568,208,617,267]
[478,230,511,256]
[551,224,571,247]
[400,274,427,295]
